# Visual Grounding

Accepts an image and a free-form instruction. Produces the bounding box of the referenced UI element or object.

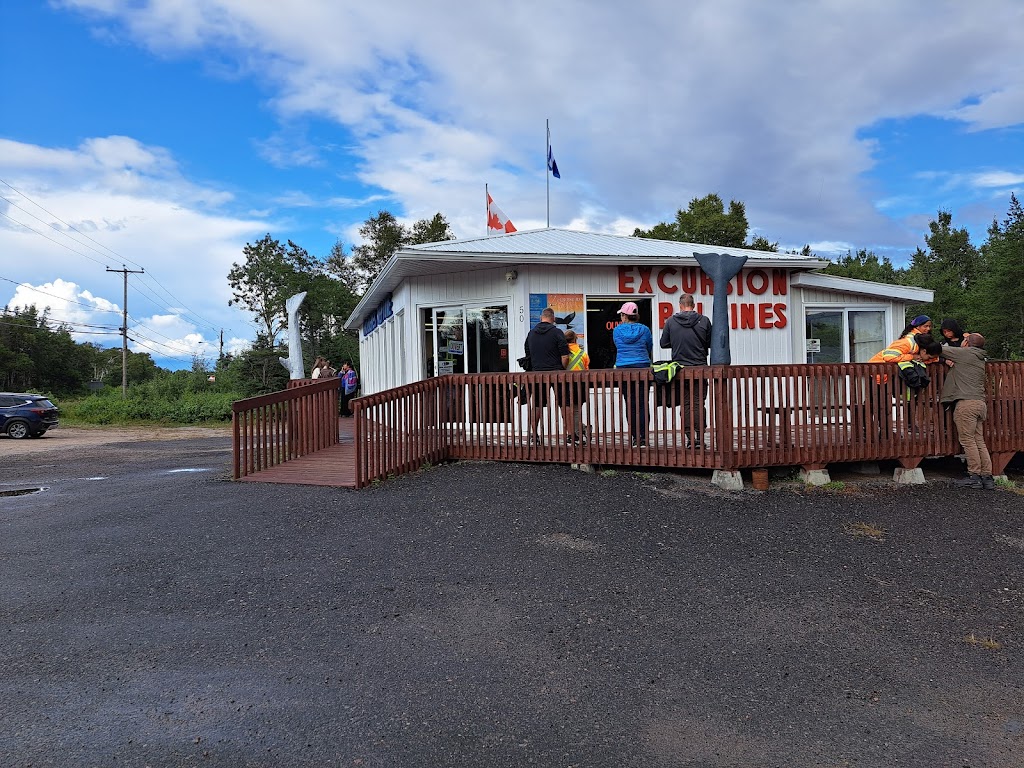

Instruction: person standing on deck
[612,301,653,448]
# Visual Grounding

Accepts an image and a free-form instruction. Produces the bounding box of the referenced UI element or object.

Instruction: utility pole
[219,328,224,360]
[106,265,144,399]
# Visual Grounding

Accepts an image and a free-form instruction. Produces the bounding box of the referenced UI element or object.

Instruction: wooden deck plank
[239,418,358,488]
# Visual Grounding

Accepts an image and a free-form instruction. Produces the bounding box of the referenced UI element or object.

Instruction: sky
[2,1,1023,371]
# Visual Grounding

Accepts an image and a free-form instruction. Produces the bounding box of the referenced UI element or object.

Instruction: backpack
[897,360,930,391]
[652,361,681,384]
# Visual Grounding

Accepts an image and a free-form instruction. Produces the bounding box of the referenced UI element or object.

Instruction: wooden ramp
[238,418,357,488]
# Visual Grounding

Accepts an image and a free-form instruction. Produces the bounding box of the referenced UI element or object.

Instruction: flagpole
[546,119,550,228]
[485,183,489,237]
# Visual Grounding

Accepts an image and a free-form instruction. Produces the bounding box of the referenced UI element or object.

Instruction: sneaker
[981,475,996,490]
[954,474,983,489]
[631,437,647,448]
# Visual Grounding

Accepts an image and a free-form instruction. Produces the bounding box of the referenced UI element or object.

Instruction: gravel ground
[1,433,1022,767]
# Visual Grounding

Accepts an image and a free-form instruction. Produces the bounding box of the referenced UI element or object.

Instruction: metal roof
[344,228,829,330]
[410,227,824,260]
[790,271,934,303]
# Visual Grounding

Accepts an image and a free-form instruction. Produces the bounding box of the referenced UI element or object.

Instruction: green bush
[60,387,240,425]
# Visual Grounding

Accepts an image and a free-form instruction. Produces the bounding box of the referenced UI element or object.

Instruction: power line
[0,209,112,266]
[126,333,195,363]
[0,319,120,335]
[0,192,113,268]
[0,178,137,267]
[0,177,233,336]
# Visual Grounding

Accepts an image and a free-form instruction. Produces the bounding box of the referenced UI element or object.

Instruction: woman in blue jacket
[612,301,653,447]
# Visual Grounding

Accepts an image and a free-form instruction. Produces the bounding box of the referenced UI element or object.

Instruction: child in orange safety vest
[563,330,590,445]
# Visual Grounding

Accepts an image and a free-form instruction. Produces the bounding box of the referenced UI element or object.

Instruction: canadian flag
[487,192,517,234]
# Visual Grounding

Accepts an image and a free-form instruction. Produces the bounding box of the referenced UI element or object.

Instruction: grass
[812,480,849,492]
[996,476,1024,495]
[633,472,654,480]
[964,632,1002,650]
[600,470,618,478]
[843,521,886,542]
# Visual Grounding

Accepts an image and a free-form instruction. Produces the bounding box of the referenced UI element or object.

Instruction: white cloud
[971,171,1024,189]
[55,0,1024,255]
[1,137,268,368]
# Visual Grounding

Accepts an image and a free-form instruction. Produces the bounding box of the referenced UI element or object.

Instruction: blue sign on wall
[362,293,394,336]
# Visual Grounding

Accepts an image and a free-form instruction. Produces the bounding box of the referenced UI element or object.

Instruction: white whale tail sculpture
[279,291,308,379]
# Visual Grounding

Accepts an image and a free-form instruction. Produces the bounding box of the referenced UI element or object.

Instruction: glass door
[466,306,510,373]
[432,307,466,375]
[805,310,843,364]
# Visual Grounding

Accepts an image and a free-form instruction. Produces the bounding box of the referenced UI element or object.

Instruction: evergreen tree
[822,249,904,283]
[633,193,773,249]
[903,211,980,326]
[975,194,1024,358]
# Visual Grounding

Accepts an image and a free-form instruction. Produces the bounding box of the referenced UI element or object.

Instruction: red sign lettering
[618,266,634,294]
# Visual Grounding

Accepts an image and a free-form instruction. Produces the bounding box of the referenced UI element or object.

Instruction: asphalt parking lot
[1,435,1022,767]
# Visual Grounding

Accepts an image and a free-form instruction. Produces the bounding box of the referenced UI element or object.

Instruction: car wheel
[6,420,31,439]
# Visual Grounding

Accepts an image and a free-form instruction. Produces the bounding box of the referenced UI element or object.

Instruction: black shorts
[527,380,588,406]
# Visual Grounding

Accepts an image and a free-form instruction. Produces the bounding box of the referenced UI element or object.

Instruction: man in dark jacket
[660,294,712,448]
[525,307,570,443]
[940,332,994,489]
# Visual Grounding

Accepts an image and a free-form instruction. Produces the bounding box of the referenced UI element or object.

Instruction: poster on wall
[529,293,586,340]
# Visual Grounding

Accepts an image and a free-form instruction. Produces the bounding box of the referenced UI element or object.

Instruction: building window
[805,307,886,363]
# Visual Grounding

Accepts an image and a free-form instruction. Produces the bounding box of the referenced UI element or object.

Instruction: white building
[344,229,933,396]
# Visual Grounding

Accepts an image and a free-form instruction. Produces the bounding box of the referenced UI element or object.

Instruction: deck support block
[711,470,744,491]
[571,463,596,474]
[893,467,926,485]
[799,468,831,486]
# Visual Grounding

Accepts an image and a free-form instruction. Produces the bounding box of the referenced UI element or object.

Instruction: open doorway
[585,298,653,369]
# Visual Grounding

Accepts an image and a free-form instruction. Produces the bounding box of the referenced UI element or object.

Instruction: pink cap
[617,301,639,315]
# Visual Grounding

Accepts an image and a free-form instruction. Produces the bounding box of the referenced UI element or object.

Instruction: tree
[633,193,755,248]
[326,240,362,296]
[227,234,311,343]
[748,235,779,252]
[822,249,904,284]
[349,210,455,293]
[975,194,1024,358]
[350,211,408,294]
[903,211,981,325]
[409,212,455,245]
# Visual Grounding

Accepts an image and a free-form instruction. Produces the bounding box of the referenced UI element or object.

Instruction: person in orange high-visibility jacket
[563,330,590,445]
[867,332,942,439]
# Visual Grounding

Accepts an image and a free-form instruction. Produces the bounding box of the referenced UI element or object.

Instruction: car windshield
[34,400,56,409]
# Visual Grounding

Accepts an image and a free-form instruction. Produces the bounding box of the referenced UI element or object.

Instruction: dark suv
[0,393,60,439]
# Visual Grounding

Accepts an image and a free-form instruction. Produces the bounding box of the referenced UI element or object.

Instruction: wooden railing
[348,362,1024,488]
[232,377,340,479]
[351,377,452,488]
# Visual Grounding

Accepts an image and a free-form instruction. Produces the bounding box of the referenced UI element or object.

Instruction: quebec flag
[547,146,561,179]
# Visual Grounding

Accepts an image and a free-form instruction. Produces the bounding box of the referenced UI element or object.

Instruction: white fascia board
[346,249,827,329]
[791,271,934,302]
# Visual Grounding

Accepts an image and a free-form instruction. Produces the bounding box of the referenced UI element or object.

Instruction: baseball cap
[617,301,639,315]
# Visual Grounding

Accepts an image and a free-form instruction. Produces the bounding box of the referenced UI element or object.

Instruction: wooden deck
[233,364,1024,488]
[239,417,357,488]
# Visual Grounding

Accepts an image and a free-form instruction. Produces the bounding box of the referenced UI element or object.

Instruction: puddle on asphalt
[0,487,48,497]
[165,468,213,474]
